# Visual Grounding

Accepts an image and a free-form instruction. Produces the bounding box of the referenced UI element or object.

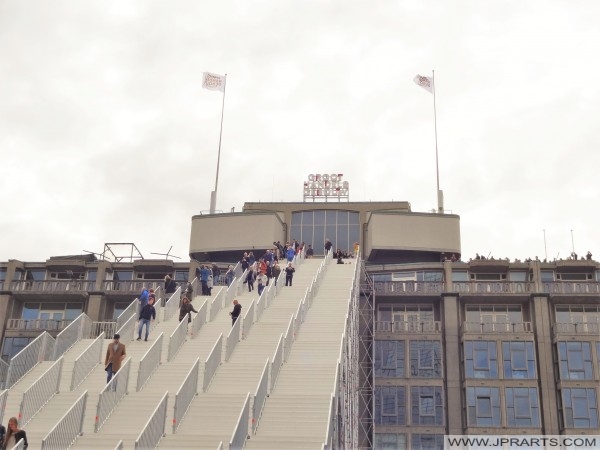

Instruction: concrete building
[1,198,599,449]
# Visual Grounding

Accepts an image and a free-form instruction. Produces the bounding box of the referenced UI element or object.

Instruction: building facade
[2,199,599,448]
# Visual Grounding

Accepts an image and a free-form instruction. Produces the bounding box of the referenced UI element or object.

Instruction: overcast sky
[1,0,599,263]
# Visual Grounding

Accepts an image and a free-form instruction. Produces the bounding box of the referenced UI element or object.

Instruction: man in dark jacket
[179,297,198,323]
[229,300,242,326]
[137,298,156,341]
[164,275,177,294]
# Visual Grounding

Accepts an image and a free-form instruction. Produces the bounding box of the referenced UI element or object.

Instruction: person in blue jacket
[286,246,295,262]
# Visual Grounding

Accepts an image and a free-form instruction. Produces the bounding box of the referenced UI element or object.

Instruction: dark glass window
[374,340,404,378]
[411,435,444,450]
[464,341,498,379]
[0,269,6,282]
[290,210,360,255]
[410,341,442,378]
[466,387,501,426]
[411,386,444,425]
[503,341,536,379]
[373,433,406,450]
[374,387,406,425]
[561,388,599,428]
[506,387,540,427]
[558,342,593,380]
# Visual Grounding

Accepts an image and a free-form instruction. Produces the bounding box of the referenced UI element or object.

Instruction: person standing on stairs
[105,334,126,384]
[2,417,27,450]
[285,262,295,286]
[179,297,198,323]
[230,299,242,326]
[137,297,156,341]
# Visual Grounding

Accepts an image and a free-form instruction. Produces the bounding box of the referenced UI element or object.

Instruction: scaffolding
[334,259,373,450]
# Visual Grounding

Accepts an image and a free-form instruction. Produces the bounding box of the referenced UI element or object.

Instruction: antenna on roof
[150,246,182,260]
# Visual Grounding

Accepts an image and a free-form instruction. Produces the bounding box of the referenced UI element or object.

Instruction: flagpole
[210,74,227,214]
[432,69,442,213]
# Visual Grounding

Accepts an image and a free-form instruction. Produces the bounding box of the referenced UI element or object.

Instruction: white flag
[413,74,433,93]
[202,72,226,92]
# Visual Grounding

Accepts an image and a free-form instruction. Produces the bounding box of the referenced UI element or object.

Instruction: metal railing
[6,331,55,389]
[552,322,600,335]
[137,333,164,392]
[53,313,92,360]
[168,316,188,362]
[255,288,266,323]
[270,334,284,392]
[10,438,26,450]
[461,321,533,333]
[172,357,200,433]
[229,392,250,450]
[236,269,248,296]
[542,281,600,294]
[0,359,8,390]
[252,359,270,434]
[90,322,116,339]
[203,334,223,392]
[191,299,208,339]
[209,287,226,322]
[323,394,335,450]
[20,357,63,426]
[164,287,182,322]
[293,299,303,338]
[116,299,137,332]
[71,332,104,391]
[115,313,136,342]
[41,390,87,450]
[224,279,237,316]
[275,267,285,295]
[241,300,255,340]
[452,281,534,294]
[134,391,168,450]
[114,440,123,450]
[225,316,242,362]
[0,389,7,427]
[284,315,294,363]
[374,281,445,295]
[10,279,95,292]
[265,281,276,308]
[102,280,163,293]
[375,320,442,333]
[95,357,131,432]
[6,318,73,332]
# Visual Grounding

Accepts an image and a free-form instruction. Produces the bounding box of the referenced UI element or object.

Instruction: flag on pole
[413,74,433,93]
[202,72,226,92]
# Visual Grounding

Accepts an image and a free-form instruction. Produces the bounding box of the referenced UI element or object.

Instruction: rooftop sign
[303,173,349,202]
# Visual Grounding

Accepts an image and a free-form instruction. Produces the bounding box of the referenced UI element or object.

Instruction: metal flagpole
[210,74,227,214]
[432,70,442,213]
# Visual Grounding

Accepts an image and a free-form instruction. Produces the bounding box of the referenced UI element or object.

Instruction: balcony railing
[542,282,600,295]
[373,281,444,295]
[375,320,441,333]
[101,280,163,293]
[6,318,73,331]
[9,280,95,293]
[552,322,600,336]
[452,282,534,294]
[462,321,533,333]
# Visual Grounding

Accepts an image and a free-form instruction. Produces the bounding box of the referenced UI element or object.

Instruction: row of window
[375,341,442,378]
[371,270,600,283]
[374,433,444,450]
[377,304,600,328]
[375,386,599,428]
[376,339,600,381]
[2,269,189,282]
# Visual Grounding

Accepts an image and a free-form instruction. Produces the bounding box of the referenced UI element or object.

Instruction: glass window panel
[411,435,444,450]
[477,397,492,417]
[290,225,301,244]
[452,271,469,282]
[337,226,349,255]
[508,271,527,281]
[301,225,314,250]
[26,270,46,281]
[348,225,360,253]
[22,303,39,320]
[313,210,325,225]
[337,211,349,225]
[378,306,392,321]
[114,271,133,281]
[540,271,554,281]
[349,211,359,225]
[374,433,406,450]
[302,211,313,225]
[325,225,337,250]
[313,226,325,252]
[325,210,337,225]
[0,269,7,282]
[291,212,302,227]
[65,303,83,320]
[410,341,442,378]
[420,396,434,415]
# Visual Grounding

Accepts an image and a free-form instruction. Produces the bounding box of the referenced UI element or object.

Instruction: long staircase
[1,255,357,449]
